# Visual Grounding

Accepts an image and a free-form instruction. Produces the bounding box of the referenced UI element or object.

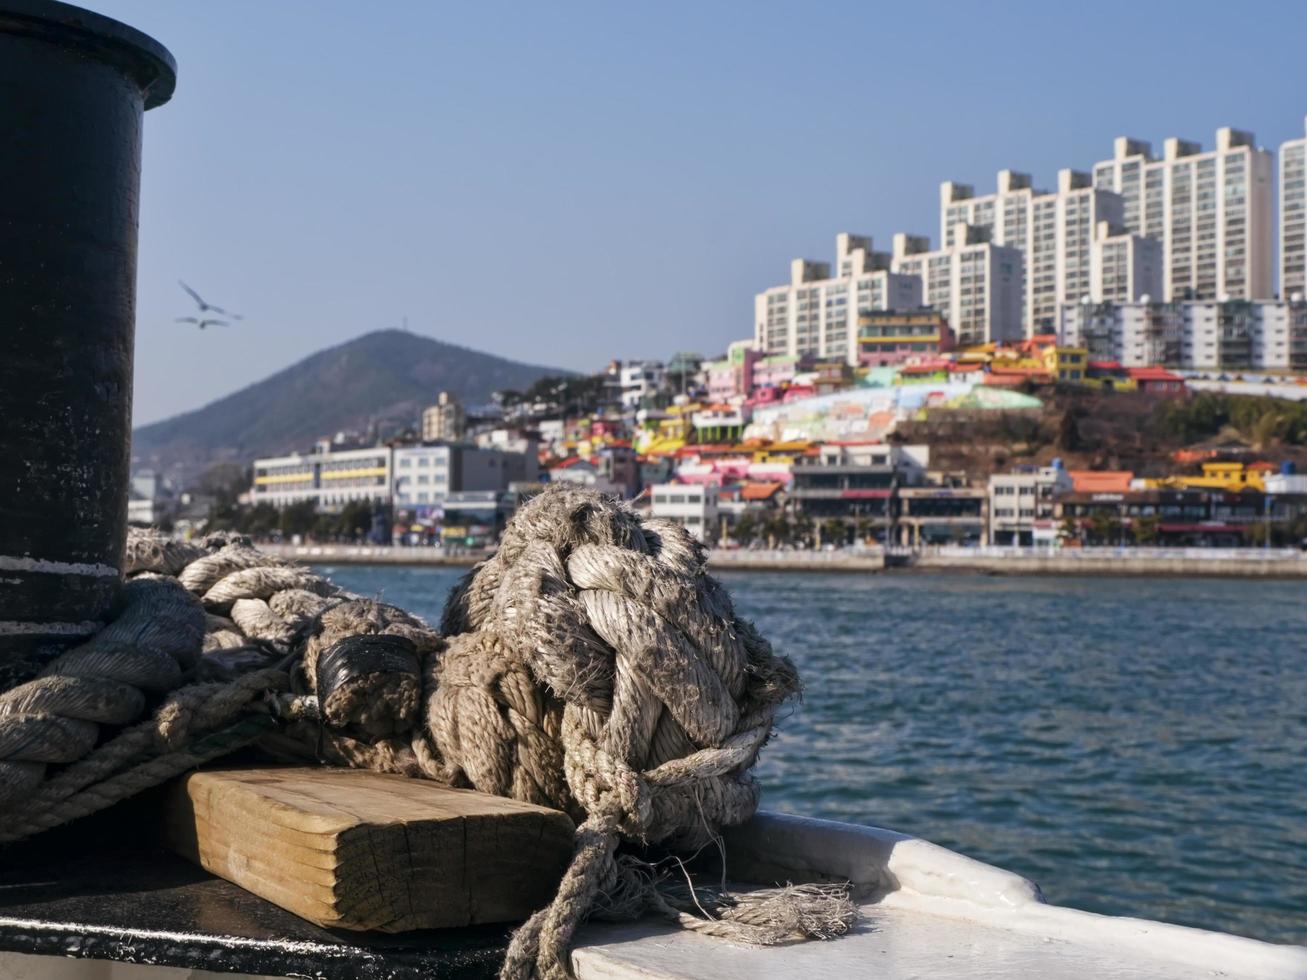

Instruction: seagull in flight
[178,280,243,320]
[175,316,229,330]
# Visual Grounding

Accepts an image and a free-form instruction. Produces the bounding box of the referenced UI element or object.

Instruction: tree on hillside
[1057,403,1086,452]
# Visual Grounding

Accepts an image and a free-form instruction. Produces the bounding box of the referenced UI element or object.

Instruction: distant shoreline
[258,543,1307,578]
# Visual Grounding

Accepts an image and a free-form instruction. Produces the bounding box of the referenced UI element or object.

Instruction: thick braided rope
[0,668,286,841]
[0,525,394,826]
[425,484,806,978]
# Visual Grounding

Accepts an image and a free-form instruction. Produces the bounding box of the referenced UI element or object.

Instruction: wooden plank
[162,766,575,932]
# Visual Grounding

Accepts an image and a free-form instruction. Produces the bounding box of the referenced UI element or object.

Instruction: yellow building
[1145,461,1267,493]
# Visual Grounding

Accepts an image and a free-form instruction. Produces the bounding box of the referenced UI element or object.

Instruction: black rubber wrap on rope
[315,634,420,699]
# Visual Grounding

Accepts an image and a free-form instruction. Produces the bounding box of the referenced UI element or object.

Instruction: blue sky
[85,0,1307,425]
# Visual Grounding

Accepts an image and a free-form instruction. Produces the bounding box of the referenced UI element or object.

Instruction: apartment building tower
[940,170,1126,336]
[421,391,465,442]
[1091,129,1273,302]
[754,233,922,365]
[1059,299,1307,371]
[1091,222,1163,305]
[1281,117,1307,301]
[890,227,1023,347]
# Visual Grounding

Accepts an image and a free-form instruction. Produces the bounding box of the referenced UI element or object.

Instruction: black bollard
[0,0,175,685]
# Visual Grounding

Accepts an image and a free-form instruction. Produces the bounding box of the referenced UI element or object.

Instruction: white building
[988,462,1073,547]
[1091,129,1273,302]
[548,459,622,496]
[252,445,392,511]
[127,470,172,526]
[1058,299,1307,370]
[618,360,665,410]
[940,169,1125,335]
[650,483,719,543]
[392,445,454,514]
[1091,221,1162,305]
[252,441,536,514]
[421,391,466,442]
[755,233,922,364]
[1280,118,1306,302]
[890,227,1023,347]
[1059,301,1182,367]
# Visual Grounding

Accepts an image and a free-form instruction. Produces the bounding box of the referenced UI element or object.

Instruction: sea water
[317,564,1306,945]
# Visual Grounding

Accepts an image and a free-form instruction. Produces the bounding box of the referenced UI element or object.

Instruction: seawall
[908,550,1307,578]
[257,543,1307,578]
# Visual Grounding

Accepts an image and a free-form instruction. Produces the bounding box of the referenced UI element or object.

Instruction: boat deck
[0,807,1303,979]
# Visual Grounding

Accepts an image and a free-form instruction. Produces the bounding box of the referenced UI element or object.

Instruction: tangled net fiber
[0,485,854,978]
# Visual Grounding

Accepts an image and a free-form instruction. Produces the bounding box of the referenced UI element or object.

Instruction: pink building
[704,342,761,401]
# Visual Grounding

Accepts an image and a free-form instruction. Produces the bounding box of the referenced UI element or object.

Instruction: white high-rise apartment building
[1091,222,1163,305]
[1091,129,1273,302]
[1280,117,1307,301]
[940,170,1125,335]
[890,226,1023,347]
[1059,299,1307,370]
[755,233,922,365]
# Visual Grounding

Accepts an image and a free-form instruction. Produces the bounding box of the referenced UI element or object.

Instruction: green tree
[279,500,318,538]
[1132,514,1160,545]
[242,503,279,539]
[1087,510,1120,545]
[824,517,850,547]
[336,500,374,541]
[732,513,759,546]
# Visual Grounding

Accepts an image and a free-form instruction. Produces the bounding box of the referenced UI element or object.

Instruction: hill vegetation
[897,388,1307,481]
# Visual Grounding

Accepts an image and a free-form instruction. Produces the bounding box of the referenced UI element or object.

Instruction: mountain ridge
[132,329,571,479]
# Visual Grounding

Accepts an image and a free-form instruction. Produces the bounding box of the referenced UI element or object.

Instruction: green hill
[131,329,568,479]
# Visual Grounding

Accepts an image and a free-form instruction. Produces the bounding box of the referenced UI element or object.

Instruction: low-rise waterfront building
[650,482,719,542]
[439,490,511,549]
[790,443,929,540]
[988,461,1073,546]
[252,445,391,511]
[391,443,536,517]
[1055,487,1264,547]
[897,485,986,546]
[253,440,536,514]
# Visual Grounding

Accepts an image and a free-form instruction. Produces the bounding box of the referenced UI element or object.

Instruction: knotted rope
[0,497,853,978]
[421,485,848,979]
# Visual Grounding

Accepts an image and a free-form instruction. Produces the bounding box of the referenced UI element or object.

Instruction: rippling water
[317,564,1306,946]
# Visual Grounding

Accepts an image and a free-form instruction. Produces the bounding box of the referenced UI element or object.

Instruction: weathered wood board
[162,766,575,932]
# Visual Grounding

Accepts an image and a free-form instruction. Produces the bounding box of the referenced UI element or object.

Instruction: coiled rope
[425,485,848,979]
[0,492,853,978]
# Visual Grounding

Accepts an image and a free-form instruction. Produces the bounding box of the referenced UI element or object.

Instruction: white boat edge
[573,811,1307,980]
[1,810,1301,978]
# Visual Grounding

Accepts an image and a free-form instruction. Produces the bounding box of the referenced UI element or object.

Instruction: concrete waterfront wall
[707,549,886,572]
[261,542,1307,577]
[909,545,1307,578]
[262,544,481,567]
[260,543,887,572]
